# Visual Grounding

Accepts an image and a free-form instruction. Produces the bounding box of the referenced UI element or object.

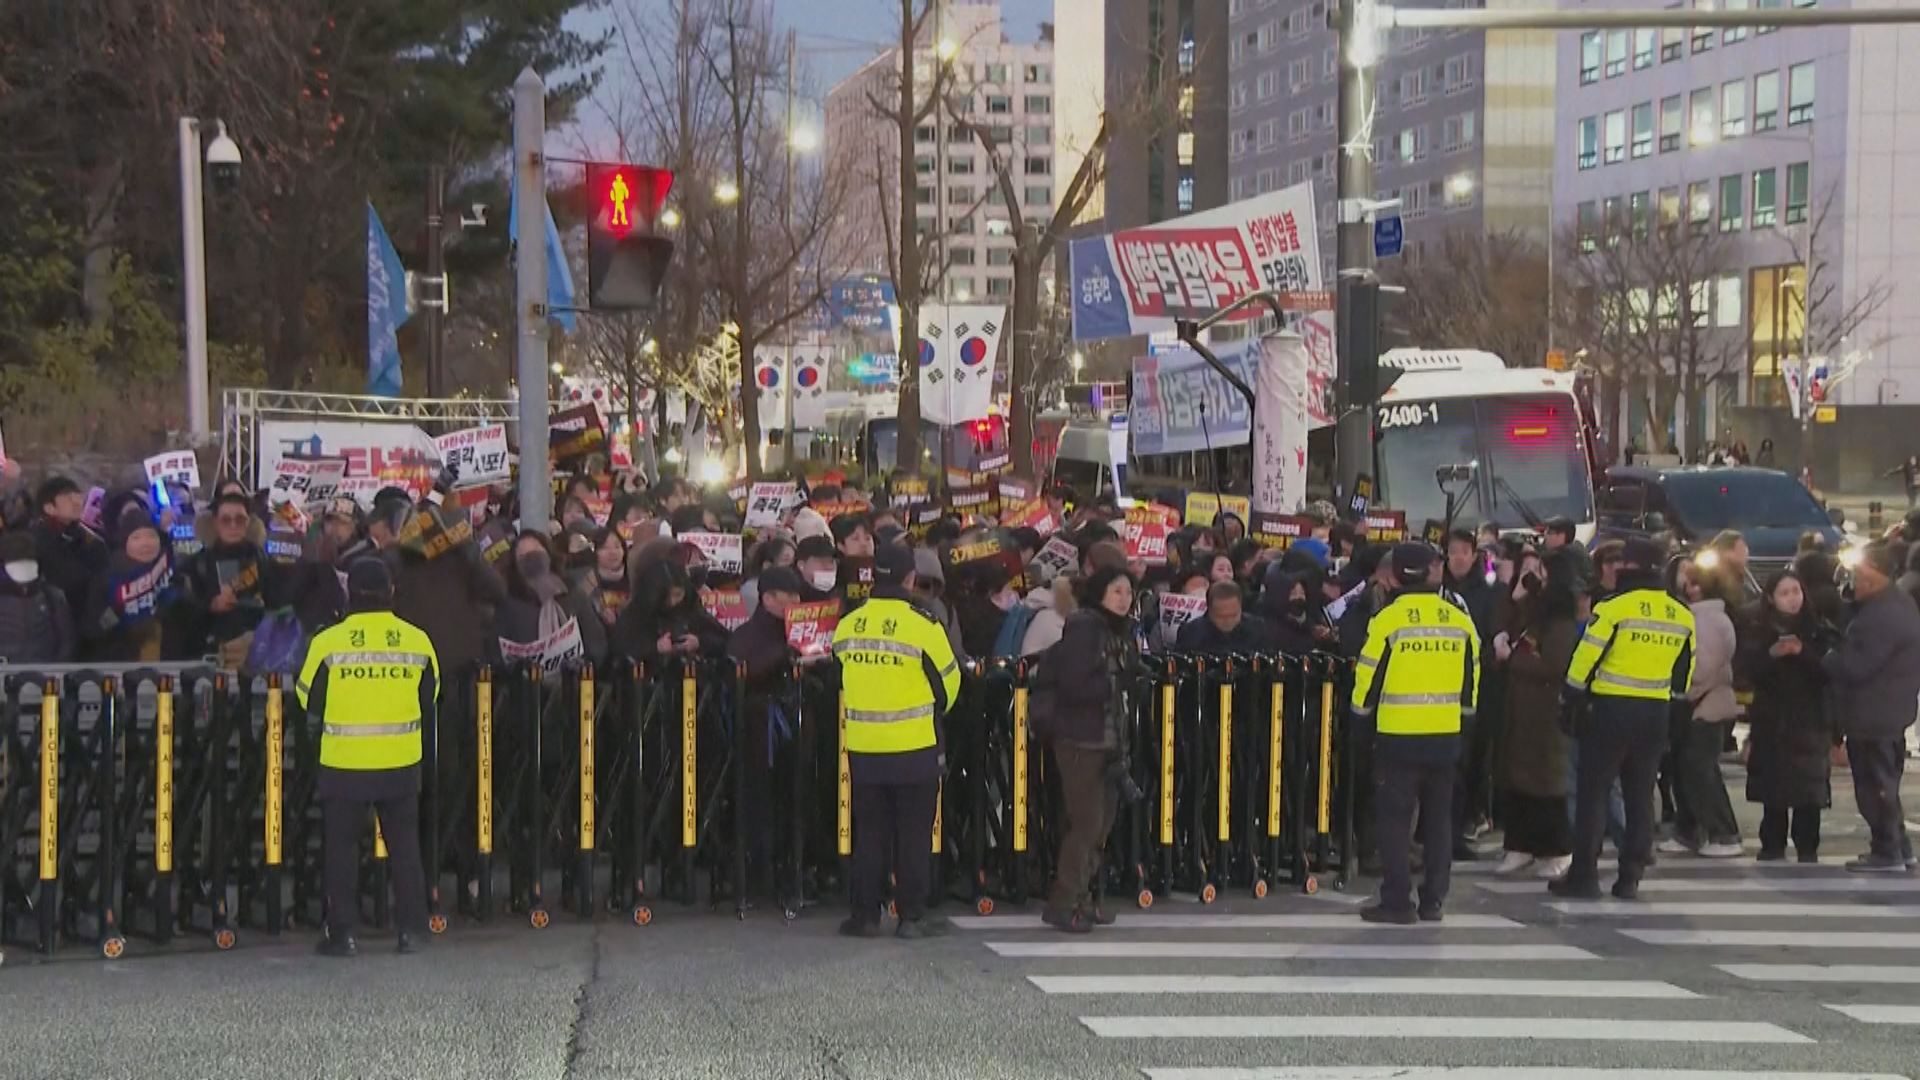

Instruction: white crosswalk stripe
[1079,1016,1811,1043]
[1719,964,1920,984]
[952,913,1521,931]
[1028,975,1697,998]
[986,941,1597,961]
[1143,1071,1909,1080]
[1820,1004,1920,1025]
[1478,878,1920,894]
[1548,901,1920,918]
[1622,929,1920,948]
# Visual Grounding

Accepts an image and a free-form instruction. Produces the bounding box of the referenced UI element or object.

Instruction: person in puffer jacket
[0,530,75,664]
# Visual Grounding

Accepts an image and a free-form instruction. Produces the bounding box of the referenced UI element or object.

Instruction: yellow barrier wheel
[1253,879,1269,900]
[1200,883,1218,905]
[102,935,127,960]
[427,913,448,936]
[213,927,236,951]
[975,897,995,916]
[529,908,550,930]
[1304,875,1320,896]
[1136,889,1154,910]
[633,906,653,927]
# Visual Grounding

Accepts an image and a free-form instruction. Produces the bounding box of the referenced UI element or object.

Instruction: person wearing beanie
[297,555,441,957]
[1350,541,1479,924]
[81,497,178,663]
[1555,536,1698,900]
[1821,539,1920,872]
[0,529,74,664]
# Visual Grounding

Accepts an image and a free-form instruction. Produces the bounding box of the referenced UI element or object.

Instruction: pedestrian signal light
[586,162,676,312]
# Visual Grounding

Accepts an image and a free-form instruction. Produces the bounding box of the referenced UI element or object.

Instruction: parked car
[1595,465,1848,578]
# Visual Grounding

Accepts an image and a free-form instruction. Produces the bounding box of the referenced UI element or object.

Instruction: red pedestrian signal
[586,162,676,311]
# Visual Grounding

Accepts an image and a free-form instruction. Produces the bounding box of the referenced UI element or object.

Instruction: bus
[821,397,1010,477]
[1373,349,1601,542]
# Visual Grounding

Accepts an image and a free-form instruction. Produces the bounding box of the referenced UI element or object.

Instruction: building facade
[824,1,1055,304]
[1227,0,1556,279]
[1552,0,1920,457]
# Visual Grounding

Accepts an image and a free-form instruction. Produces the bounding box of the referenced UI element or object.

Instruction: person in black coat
[726,566,811,898]
[1821,542,1920,872]
[27,476,106,632]
[613,557,729,664]
[1174,581,1273,655]
[1736,569,1837,862]
[0,531,74,664]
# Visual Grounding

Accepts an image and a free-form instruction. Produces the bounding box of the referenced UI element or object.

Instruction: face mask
[517,551,551,581]
[810,569,838,592]
[5,561,38,584]
[1286,596,1308,617]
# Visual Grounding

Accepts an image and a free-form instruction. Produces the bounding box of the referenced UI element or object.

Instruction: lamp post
[177,117,240,444]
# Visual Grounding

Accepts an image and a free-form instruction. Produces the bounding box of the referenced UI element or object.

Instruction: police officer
[830,542,961,940]
[296,557,442,957]
[1553,538,1695,900]
[1351,543,1480,924]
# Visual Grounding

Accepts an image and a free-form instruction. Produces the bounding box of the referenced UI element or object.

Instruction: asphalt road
[6,777,1920,1080]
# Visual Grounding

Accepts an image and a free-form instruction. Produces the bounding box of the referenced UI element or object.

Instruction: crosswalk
[954,857,1920,1078]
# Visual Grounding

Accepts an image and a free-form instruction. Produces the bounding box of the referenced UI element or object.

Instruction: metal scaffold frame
[219,388,519,488]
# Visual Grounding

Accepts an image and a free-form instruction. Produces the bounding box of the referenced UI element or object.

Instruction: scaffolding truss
[220,388,518,487]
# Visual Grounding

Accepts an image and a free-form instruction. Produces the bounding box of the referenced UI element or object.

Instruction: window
[1689,87,1714,146]
[1400,68,1429,104]
[985,186,1006,205]
[1373,136,1394,165]
[1398,125,1429,162]
[949,246,976,266]
[1179,86,1195,119]
[915,124,936,143]
[1580,31,1601,83]
[1018,155,1047,176]
[986,124,1012,145]
[1660,95,1683,151]
[1257,71,1279,100]
[1787,62,1814,125]
[1577,200,1599,252]
[1714,274,1743,328]
[1258,21,1277,50]
[1026,125,1050,146]
[1786,162,1809,223]
[1442,112,1476,152]
[1402,183,1428,220]
[986,277,1012,297]
[1634,28,1656,68]
[1176,131,1195,164]
[915,155,935,175]
[1445,175,1474,209]
[1324,47,1338,78]
[1318,101,1336,130]
[1723,0,1750,43]
[1721,80,1747,138]
[1689,180,1712,232]
[1754,71,1779,131]
[985,63,1010,83]
[1719,174,1744,231]
[1289,57,1311,89]
[915,185,934,204]
[1023,94,1051,114]
[947,277,973,300]
[948,215,974,234]
[1577,116,1598,169]
[1692,0,1714,51]
[1659,186,1682,229]
[1631,102,1654,158]
[1603,195,1624,245]
[1288,159,1309,185]
[1662,26,1684,61]
[1230,128,1250,159]
[987,94,1013,114]
[987,247,1013,266]
[1689,280,1711,329]
[1258,119,1278,150]
[1758,0,1783,33]
[948,156,975,175]
[948,185,974,205]
[1604,109,1626,164]
[1024,64,1049,83]
[1606,29,1628,76]
[1445,53,1477,93]
[1023,185,1049,207]
[1231,81,1248,112]
[1290,108,1312,138]
[1752,168,1777,227]
[1288,7,1311,37]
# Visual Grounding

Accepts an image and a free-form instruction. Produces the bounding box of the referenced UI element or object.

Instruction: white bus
[1373,349,1601,542]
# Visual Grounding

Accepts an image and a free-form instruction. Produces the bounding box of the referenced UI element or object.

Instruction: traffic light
[586,162,676,312]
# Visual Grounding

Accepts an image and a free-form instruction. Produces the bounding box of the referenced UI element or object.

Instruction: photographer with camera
[1039,565,1146,934]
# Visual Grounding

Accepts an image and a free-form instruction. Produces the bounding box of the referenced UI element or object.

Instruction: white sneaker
[1698,841,1745,859]
[1493,851,1535,875]
[1535,854,1573,879]
[1657,837,1695,855]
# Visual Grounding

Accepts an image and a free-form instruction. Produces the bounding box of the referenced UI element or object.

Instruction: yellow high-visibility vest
[1566,588,1695,701]
[831,596,960,755]
[296,611,441,771]
[1350,589,1478,736]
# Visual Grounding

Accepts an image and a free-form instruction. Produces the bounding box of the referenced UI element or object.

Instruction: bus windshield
[1375,394,1593,531]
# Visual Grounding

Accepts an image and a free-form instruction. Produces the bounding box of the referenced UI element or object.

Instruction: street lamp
[1071,350,1086,378]
[789,126,820,153]
[1446,172,1476,200]
[178,116,242,443]
[936,37,959,63]
[714,180,740,204]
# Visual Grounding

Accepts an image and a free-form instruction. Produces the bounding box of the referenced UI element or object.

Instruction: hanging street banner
[918,305,1005,425]
[753,348,788,431]
[1252,331,1312,515]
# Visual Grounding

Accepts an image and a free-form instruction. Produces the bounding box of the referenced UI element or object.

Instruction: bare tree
[1383,230,1551,371]
[1773,189,1894,471]
[1554,209,1742,459]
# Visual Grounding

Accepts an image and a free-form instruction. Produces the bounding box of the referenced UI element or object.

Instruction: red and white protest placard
[434,424,511,488]
[143,450,202,493]
[499,618,586,673]
[1123,520,1170,564]
[1032,535,1079,583]
[268,457,349,510]
[681,531,745,575]
[703,589,750,631]
[784,599,843,660]
[1159,592,1208,637]
[744,481,800,529]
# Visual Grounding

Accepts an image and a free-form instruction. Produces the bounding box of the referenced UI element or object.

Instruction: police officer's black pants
[1570,699,1668,885]
[324,790,427,937]
[850,780,938,924]
[1374,750,1454,912]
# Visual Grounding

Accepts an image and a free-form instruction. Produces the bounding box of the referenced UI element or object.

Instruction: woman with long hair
[1736,570,1837,861]
[495,531,606,666]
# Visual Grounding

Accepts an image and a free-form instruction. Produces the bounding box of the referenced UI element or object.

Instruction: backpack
[991,602,1038,659]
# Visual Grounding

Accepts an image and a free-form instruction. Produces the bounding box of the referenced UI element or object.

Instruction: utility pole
[1332,0,1379,517]
[513,68,552,532]
[783,28,798,469]
[424,164,448,399]
[177,118,211,443]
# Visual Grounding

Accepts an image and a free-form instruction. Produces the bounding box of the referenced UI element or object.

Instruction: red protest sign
[1123,520,1170,564]
[784,598,843,659]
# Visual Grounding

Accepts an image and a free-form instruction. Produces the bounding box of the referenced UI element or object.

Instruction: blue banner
[1129,341,1261,457]
[1069,236,1132,342]
[366,201,409,398]
[829,276,896,332]
[507,149,578,333]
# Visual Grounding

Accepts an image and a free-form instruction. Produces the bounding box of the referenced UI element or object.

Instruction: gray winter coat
[1822,586,1920,740]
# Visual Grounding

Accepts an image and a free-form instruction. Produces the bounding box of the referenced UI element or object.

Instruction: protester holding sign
[178,492,276,668]
[613,557,728,664]
[82,499,178,663]
[29,476,107,633]
[494,531,605,670]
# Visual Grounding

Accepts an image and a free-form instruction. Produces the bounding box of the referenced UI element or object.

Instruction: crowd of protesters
[2,456,1915,905]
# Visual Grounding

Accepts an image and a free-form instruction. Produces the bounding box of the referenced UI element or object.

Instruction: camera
[205,121,243,194]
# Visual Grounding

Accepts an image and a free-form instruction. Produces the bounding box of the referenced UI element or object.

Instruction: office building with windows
[1553,0,1920,434]
[1226,0,1556,277]
[824,1,1055,303]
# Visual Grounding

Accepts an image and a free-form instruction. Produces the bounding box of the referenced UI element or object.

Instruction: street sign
[1373,215,1404,259]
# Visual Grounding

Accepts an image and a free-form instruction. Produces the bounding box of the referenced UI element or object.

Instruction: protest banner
[948,533,1027,593]
[549,403,607,467]
[949,482,997,520]
[784,599,843,660]
[499,619,586,673]
[143,450,202,493]
[110,555,174,625]
[433,424,511,488]
[477,519,514,569]
[681,531,745,575]
[1126,503,1182,531]
[889,475,931,508]
[1122,519,1170,564]
[1031,536,1080,584]
[744,481,800,529]
[703,589,751,632]
[840,557,876,605]
[1159,592,1208,638]
[1185,492,1252,528]
[1250,511,1313,550]
[396,505,475,561]
[1365,509,1409,543]
[268,457,349,511]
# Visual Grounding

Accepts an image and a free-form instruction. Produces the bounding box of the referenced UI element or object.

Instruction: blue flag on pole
[366,201,409,397]
[508,145,578,333]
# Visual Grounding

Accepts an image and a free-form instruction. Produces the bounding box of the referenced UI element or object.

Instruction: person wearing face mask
[1258,561,1332,656]
[288,498,367,633]
[793,536,841,602]
[494,532,607,667]
[0,531,75,663]
[28,476,107,633]
[573,527,631,629]
[83,499,179,663]
[612,556,728,664]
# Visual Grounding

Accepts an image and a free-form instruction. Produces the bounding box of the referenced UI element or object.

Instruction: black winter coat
[1174,611,1274,655]
[1049,607,1142,749]
[1737,611,1836,807]
[0,578,74,664]
[29,516,106,631]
